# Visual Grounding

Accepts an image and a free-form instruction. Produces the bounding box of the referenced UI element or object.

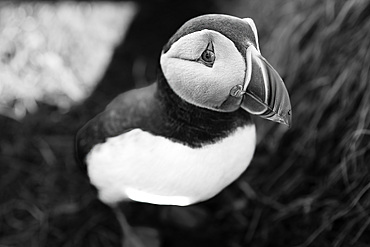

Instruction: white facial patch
[160,30,246,111]
[86,125,256,206]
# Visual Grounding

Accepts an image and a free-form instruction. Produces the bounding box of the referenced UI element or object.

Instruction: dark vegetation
[1,0,370,246]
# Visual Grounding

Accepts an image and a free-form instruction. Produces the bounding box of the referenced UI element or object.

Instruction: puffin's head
[160,14,291,126]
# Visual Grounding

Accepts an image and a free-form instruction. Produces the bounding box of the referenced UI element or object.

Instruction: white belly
[86,125,256,206]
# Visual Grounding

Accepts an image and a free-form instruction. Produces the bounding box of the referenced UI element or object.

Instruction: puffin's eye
[199,43,215,67]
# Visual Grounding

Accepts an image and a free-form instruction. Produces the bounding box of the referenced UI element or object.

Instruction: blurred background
[0,0,369,246]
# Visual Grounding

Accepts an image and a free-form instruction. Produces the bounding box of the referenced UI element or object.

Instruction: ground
[1,0,369,247]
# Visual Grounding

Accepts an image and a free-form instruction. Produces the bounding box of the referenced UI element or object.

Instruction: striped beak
[235,45,292,127]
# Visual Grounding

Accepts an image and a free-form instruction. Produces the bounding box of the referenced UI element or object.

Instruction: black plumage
[76,68,253,165]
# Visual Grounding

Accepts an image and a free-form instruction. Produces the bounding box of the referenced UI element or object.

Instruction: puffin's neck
[154,69,253,148]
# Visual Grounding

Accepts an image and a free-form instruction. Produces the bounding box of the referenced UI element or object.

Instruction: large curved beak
[238,45,292,127]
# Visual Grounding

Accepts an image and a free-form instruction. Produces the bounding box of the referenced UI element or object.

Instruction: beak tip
[280,109,292,128]
[271,108,292,128]
[283,119,292,128]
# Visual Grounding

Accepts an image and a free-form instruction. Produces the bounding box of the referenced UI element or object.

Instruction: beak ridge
[241,46,292,127]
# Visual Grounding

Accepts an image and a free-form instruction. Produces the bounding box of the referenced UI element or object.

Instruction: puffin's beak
[238,45,292,127]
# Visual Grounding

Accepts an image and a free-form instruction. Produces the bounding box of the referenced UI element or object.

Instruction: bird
[75,14,291,247]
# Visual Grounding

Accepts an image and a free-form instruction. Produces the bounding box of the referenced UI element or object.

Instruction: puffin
[76,14,291,246]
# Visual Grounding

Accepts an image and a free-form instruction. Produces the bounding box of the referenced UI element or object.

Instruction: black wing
[75,83,158,169]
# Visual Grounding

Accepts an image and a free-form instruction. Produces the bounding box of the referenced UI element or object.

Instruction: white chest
[86,125,256,206]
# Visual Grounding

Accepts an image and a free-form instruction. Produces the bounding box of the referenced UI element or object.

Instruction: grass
[244,0,370,246]
[1,0,370,246]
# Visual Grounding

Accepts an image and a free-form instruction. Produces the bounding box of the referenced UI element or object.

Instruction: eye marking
[198,42,215,68]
